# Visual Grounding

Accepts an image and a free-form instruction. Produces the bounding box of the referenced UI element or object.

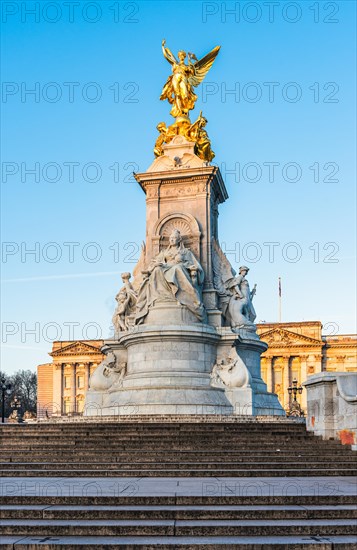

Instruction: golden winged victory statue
[154,40,220,163]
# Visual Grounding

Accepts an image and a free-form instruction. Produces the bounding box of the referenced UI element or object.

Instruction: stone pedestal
[134,158,228,327]
[85,312,233,416]
[85,320,285,417]
[303,372,357,448]
[213,329,285,416]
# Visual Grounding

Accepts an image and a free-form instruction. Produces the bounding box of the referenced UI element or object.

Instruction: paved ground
[1,475,356,497]
[2,535,357,547]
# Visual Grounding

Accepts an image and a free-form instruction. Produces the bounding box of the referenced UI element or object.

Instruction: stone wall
[303,371,357,450]
[37,363,53,419]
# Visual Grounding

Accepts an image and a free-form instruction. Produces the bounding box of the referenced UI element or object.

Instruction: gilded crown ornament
[154,40,220,163]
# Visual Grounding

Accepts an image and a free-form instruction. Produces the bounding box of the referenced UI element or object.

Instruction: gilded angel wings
[186,46,221,88]
[160,40,220,119]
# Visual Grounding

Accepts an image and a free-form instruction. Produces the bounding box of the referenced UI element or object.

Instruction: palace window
[64,376,70,389]
[77,375,84,389]
[76,396,84,413]
[292,370,300,383]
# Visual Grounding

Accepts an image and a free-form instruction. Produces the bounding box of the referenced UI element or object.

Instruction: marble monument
[84,42,284,416]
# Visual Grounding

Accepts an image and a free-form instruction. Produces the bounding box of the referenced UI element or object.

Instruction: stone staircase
[0,417,356,548]
[1,417,356,478]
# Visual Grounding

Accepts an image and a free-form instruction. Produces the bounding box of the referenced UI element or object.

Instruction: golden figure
[153,122,177,157]
[153,123,167,158]
[154,113,215,163]
[160,40,220,121]
[189,112,215,162]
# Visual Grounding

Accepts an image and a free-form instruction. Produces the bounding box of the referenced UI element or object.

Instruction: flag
[279,277,281,297]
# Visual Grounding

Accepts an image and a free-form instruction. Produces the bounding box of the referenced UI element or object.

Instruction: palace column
[283,356,290,410]
[316,353,323,374]
[71,363,76,413]
[265,357,273,393]
[336,355,346,371]
[300,355,308,411]
[84,363,90,390]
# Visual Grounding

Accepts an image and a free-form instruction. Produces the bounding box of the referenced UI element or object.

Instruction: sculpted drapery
[135,230,204,324]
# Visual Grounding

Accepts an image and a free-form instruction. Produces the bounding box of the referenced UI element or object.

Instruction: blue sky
[1,0,356,374]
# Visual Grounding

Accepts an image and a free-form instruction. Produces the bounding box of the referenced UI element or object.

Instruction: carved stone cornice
[50,341,103,358]
[135,166,228,204]
[260,328,323,349]
[323,337,357,350]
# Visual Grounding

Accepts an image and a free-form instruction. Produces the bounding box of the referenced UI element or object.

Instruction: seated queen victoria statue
[135,229,205,324]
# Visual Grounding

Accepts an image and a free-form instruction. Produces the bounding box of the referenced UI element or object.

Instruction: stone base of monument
[86,388,233,416]
[85,312,285,417]
[224,387,285,416]
[85,320,234,416]
[214,328,286,416]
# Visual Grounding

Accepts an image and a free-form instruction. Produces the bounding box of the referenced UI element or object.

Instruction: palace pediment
[259,328,323,348]
[50,341,102,358]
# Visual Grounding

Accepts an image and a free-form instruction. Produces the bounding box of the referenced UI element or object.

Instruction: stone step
[1,431,313,438]
[1,449,353,455]
[1,455,355,464]
[21,430,310,433]
[1,449,353,457]
[0,434,324,439]
[1,534,357,548]
[0,448,351,455]
[0,433,322,440]
[0,420,308,428]
[3,496,356,507]
[0,434,328,440]
[0,430,317,437]
[1,430,312,434]
[1,441,341,449]
[0,425,315,430]
[3,425,309,430]
[1,467,356,477]
[1,444,340,452]
[3,437,318,442]
[2,445,335,452]
[0,442,344,449]
[1,461,355,470]
[4,449,349,457]
[0,436,317,442]
[1,518,356,537]
[1,504,356,521]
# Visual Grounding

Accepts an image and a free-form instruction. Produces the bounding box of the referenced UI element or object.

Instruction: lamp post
[11,397,23,424]
[1,376,12,423]
[287,378,304,417]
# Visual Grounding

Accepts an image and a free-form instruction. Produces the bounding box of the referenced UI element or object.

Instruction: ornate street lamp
[1,376,12,423]
[287,378,304,417]
[11,396,23,423]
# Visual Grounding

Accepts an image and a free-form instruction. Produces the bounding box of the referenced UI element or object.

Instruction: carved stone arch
[152,212,202,260]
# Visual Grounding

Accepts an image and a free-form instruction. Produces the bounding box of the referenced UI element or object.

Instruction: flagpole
[278,277,282,323]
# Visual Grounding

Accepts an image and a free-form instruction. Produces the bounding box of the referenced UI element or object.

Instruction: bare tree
[1,370,37,418]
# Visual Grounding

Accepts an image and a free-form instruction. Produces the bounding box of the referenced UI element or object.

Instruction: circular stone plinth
[96,323,234,416]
